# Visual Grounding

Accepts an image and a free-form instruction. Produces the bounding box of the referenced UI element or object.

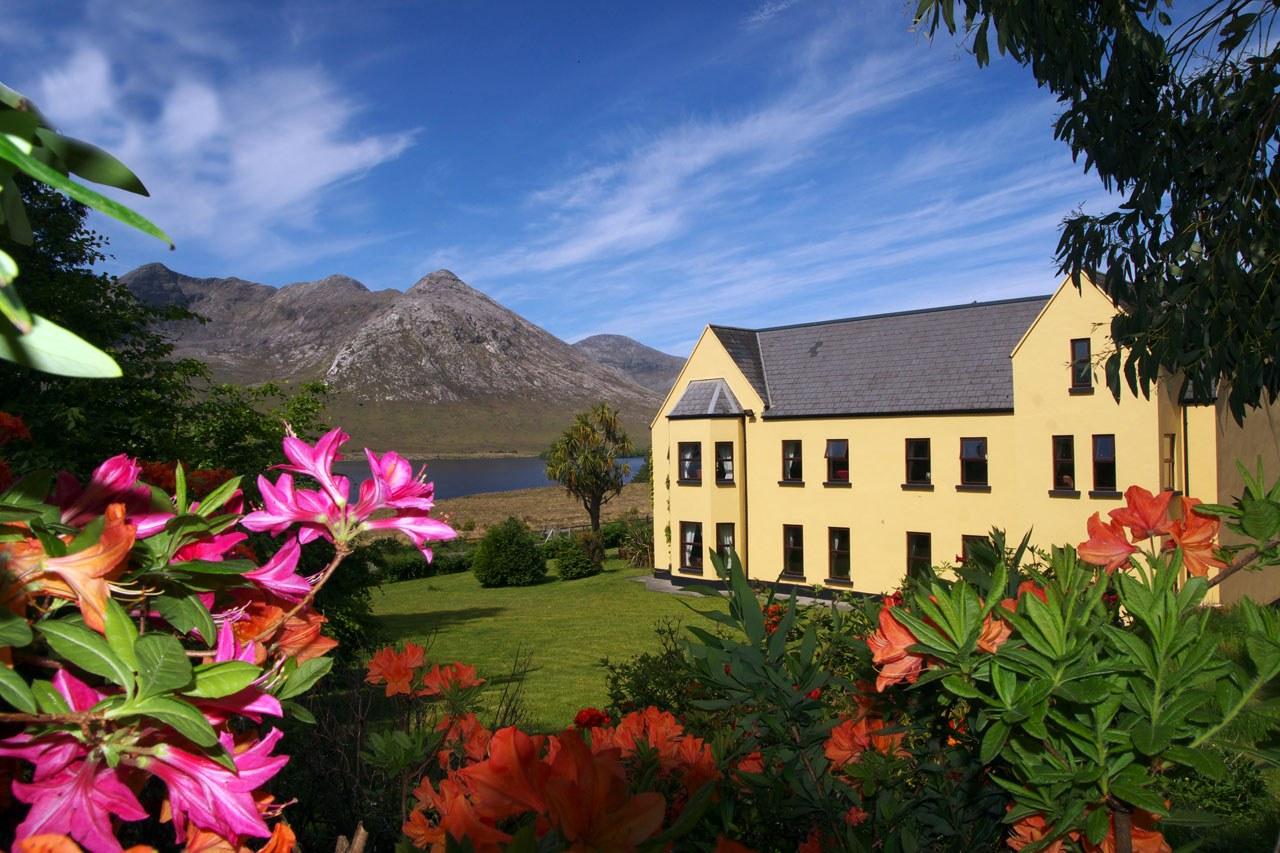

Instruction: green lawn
[370,560,727,731]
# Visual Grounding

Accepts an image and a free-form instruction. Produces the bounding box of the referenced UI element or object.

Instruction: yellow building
[651,277,1280,604]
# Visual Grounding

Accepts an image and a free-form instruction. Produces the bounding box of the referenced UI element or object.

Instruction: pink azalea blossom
[244,538,310,601]
[242,473,339,542]
[359,449,435,511]
[11,758,147,852]
[53,455,157,531]
[277,427,351,506]
[361,512,457,559]
[194,623,280,724]
[175,530,249,563]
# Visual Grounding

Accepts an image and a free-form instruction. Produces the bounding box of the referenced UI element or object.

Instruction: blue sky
[7,1,1109,356]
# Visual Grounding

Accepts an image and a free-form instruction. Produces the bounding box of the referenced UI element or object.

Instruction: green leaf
[1165,745,1226,781]
[194,475,243,517]
[186,661,260,699]
[0,665,37,713]
[980,719,1010,763]
[114,695,217,747]
[282,699,315,725]
[0,609,33,648]
[943,674,982,699]
[102,598,139,673]
[38,620,134,690]
[32,128,149,195]
[134,633,194,699]
[1240,499,1280,541]
[165,558,255,575]
[0,133,170,245]
[276,656,333,700]
[153,594,217,644]
[0,313,121,377]
[30,679,70,714]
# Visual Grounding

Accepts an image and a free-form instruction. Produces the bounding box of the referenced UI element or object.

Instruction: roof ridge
[755,330,773,410]
[716,294,1052,335]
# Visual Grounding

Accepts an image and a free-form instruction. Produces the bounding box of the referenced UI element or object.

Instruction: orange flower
[544,729,666,850]
[1,503,136,633]
[258,822,297,853]
[977,610,1013,654]
[1081,809,1171,853]
[797,829,825,853]
[1077,512,1138,573]
[735,750,764,776]
[456,726,550,820]
[13,839,155,853]
[412,777,511,852]
[403,808,446,851]
[276,609,338,662]
[825,717,870,767]
[419,662,485,696]
[1108,485,1175,540]
[435,713,491,769]
[366,643,425,697]
[1007,813,1066,852]
[866,600,926,691]
[843,806,869,827]
[1164,497,1226,578]
[1016,580,1048,603]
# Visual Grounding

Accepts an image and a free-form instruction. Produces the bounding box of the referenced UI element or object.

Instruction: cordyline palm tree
[545,403,634,531]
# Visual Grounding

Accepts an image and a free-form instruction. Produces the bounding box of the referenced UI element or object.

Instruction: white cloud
[37,47,113,125]
[746,0,800,26]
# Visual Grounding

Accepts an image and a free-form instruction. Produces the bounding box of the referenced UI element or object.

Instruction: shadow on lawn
[377,606,509,638]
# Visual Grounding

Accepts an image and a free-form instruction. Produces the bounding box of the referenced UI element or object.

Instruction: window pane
[681,522,703,569]
[826,438,849,482]
[906,439,931,484]
[1053,435,1076,490]
[1093,434,1116,491]
[715,442,734,482]
[907,532,931,577]
[1071,338,1092,387]
[825,439,848,458]
[716,523,735,561]
[961,437,988,485]
[678,443,701,481]
[782,440,803,481]
[829,527,850,579]
[784,525,804,575]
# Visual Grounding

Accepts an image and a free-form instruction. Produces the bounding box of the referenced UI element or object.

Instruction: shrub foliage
[471,517,547,587]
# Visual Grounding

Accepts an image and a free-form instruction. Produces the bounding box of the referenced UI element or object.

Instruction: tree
[918,1,1280,418]
[545,403,635,531]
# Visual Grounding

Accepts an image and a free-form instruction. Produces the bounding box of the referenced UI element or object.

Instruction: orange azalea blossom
[590,707,720,793]
[456,726,551,820]
[866,599,927,692]
[797,829,825,853]
[184,821,296,853]
[1109,485,1175,540]
[1,502,136,633]
[407,777,511,853]
[419,662,485,696]
[13,839,155,853]
[735,750,764,776]
[276,609,338,662]
[365,642,425,697]
[1164,496,1226,578]
[977,609,1013,653]
[825,715,905,767]
[1082,809,1171,853]
[844,806,869,827]
[1007,813,1068,853]
[543,729,666,851]
[435,713,491,769]
[403,808,446,851]
[1077,513,1139,573]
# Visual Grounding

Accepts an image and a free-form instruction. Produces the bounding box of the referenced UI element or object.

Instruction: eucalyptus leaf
[0,313,121,377]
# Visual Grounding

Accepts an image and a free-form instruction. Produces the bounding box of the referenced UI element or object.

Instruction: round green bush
[556,538,600,580]
[471,517,547,587]
[539,533,578,564]
[577,530,606,567]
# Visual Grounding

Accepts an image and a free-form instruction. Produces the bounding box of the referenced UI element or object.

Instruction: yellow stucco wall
[1215,394,1280,605]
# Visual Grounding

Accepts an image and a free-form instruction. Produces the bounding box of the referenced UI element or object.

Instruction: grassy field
[370,559,725,731]
[435,483,651,539]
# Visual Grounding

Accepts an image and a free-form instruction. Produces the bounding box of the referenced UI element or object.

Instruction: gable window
[781,440,803,482]
[677,442,701,483]
[905,438,931,485]
[679,522,703,571]
[906,532,932,578]
[1052,435,1076,491]
[960,535,987,565]
[1160,433,1177,491]
[1092,434,1117,493]
[1071,338,1092,390]
[715,442,735,483]
[825,439,849,483]
[960,437,988,486]
[716,523,735,564]
[829,527,851,581]
[782,525,804,577]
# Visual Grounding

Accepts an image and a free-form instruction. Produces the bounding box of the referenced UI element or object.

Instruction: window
[1160,433,1177,491]
[781,440,803,482]
[1092,434,1117,492]
[960,437,988,486]
[715,442,735,483]
[1052,435,1076,490]
[1071,338,1092,389]
[825,439,849,483]
[716,523,735,563]
[783,525,804,576]
[679,522,703,571]
[905,438,931,485]
[906,532,932,578]
[829,527,851,580]
[677,442,701,483]
[960,535,987,565]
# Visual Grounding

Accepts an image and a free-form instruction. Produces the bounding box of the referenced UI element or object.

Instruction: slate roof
[669,379,745,418]
[710,296,1051,418]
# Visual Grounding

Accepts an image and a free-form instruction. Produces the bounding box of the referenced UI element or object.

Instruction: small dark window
[960,535,987,565]
[829,527,851,580]
[906,438,931,485]
[715,442,735,483]
[783,525,804,576]
[678,442,701,483]
[825,439,849,482]
[1160,433,1176,491]
[1093,434,1117,492]
[680,522,703,570]
[782,440,803,482]
[960,437,988,486]
[906,532,932,578]
[716,523,735,563]
[1052,435,1076,490]
[1071,338,1092,389]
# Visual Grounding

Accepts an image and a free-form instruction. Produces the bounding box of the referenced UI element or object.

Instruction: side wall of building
[1215,395,1280,605]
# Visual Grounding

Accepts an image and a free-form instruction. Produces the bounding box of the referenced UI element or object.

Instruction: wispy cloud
[745,0,800,26]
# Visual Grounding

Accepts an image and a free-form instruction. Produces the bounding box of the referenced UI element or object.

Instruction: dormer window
[1070,338,1092,390]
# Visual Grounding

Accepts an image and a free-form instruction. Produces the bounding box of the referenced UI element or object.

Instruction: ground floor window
[829,527,850,580]
[680,521,703,571]
[1093,434,1117,492]
[716,522,735,564]
[1052,435,1075,490]
[960,534,987,565]
[906,531,932,578]
[783,525,804,576]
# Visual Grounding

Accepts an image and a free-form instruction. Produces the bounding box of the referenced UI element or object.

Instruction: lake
[332,456,645,500]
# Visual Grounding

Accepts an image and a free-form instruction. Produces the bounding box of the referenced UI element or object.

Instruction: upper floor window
[716,523,735,564]
[783,524,805,576]
[1052,435,1076,491]
[1070,338,1092,390]
[825,439,849,483]
[680,521,703,571]
[1092,434,1117,493]
[960,437,988,486]
[906,531,932,578]
[829,527,851,580]
[905,438,931,485]
[677,442,701,483]
[1160,433,1176,491]
[781,440,803,482]
[715,441,735,483]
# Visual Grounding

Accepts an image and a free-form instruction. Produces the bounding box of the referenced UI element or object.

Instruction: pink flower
[174,530,249,563]
[360,511,456,558]
[11,759,147,853]
[193,624,280,724]
[277,427,350,506]
[242,473,339,542]
[245,538,311,601]
[360,449,435,511]
[55,455,146,525]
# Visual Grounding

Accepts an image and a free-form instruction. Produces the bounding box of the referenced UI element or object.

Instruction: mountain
[121,264,664,456]
[572,334,684,395]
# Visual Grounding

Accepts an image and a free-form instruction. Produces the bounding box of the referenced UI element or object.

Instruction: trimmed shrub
[556,537,599,581]
[540,533,578,564]
[577,529,606,567]
[471,517,546,587]
[600,520,628,549]
[357,537,472,582]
